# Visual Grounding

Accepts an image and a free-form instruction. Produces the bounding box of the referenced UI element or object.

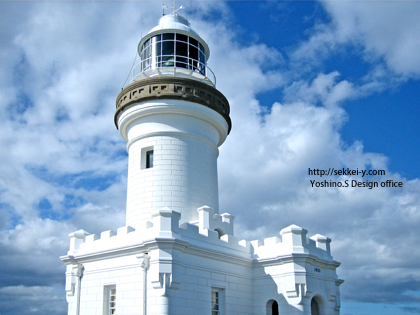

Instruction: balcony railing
[129,56,216,87]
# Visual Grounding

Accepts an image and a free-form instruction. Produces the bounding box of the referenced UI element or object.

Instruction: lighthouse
[62,11,343,315]
[115,13,231,228]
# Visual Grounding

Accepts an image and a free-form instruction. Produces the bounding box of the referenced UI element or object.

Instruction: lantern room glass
[140,33,207,76]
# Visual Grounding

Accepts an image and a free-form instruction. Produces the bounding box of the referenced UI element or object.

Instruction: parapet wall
[62,206,342,314]
[251,224,333,261]
[65,206,336,265]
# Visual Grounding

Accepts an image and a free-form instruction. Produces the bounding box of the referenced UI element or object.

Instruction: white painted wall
[117,100,229,228]
[62,209,342,315]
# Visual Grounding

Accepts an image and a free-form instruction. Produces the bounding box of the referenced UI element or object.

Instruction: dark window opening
[162,33,174,40]
[211,290,220,315]
[146,150,154,169]
[266,300,278,315]
[189,37,198,47]
[311,298,319,315]
[176,33,188,43]
[272,301,278,315]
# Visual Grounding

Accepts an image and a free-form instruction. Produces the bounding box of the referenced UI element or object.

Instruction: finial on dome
[162,2,184,16]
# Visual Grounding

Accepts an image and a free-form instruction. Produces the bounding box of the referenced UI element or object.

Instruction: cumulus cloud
[0,285,66,315]
[292,1,420,81]
[214,1,420,307]
[322,1,420,77]
[1,1,420,314]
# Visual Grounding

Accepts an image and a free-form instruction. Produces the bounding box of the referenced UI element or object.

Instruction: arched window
[266,299,278,315]
[311,298,320,315]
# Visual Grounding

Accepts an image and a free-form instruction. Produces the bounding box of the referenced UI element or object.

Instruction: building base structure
[61,12,343,315]
[61,206,343,315]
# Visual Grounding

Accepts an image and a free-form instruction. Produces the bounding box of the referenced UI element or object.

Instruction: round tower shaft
[115,13,231,229]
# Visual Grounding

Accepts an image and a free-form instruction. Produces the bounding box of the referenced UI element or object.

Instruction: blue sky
[1,1,420,314]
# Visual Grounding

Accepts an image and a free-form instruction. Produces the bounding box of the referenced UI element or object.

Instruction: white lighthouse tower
[62,11,343,315]
[116,12,230,228]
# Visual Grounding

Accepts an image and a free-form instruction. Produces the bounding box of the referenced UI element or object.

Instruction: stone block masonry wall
[153,247,254,315]
[126,134,219,228]
[172,269,254,315]
[77,256,144,315]
[63,211,341,315]
[75,251,255,315]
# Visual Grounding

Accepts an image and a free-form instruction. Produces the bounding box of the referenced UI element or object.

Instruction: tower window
[104,285,116,315]
[212,290,220,315]
[211,288,224,315]
[146,150,154,169]
[141,146,154,170]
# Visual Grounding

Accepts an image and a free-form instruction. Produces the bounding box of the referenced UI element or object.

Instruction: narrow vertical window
[211,290,220,315]
[109,288,116,314]
[104,285,116,315]
[141,146,154,170]
[211,288,224,315]
[146,150,153,169]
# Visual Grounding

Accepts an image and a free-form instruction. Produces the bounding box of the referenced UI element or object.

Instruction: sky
[0,1,420,314]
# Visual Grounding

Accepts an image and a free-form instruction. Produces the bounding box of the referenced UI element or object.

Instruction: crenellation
[204,228,221,241]
[68,229,90,255]
[101,230,116,239]
[263,236,282,246]
[179,221,200,235]
[196,206,234,236]
[221,213,234,224]
[117,226,135,236]
[220,234,238,244]
[310,234,331,254]
[247,225,336,265]
[250,239,263,251]
[85,234,98,243]
[238,239,247,248]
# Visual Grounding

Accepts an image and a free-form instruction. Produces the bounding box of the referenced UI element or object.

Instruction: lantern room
[131,13,215,86]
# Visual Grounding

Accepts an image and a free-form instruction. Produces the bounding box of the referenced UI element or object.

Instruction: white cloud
[292,1,420,80]
[0,285,66,315]
[322,1,420,77]
[1,1,420,314]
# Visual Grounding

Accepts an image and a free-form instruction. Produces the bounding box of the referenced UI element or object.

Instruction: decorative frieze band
[115,77,231,133]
